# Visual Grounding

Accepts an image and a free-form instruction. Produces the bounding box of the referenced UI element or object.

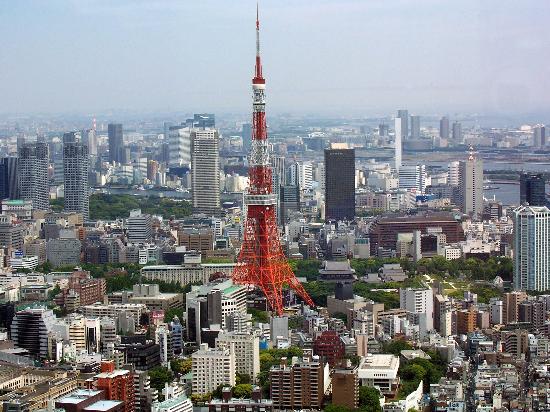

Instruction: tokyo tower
[233,6,314,315]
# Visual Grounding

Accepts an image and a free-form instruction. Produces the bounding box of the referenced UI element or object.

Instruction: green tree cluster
[398,351,447,397]
[381,339,413,356]
[353,283,400,309]
[289,259,322,281]
[359,386,383,412]
[247,308,269,324]
[302,281,335,306]
[416,256,512,281]
[170,358,192,375]
[79,193,192,220]
[148,366,174,394]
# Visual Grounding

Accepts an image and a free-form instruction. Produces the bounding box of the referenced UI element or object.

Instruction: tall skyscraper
[242,123,252,153]
[458,146,483,219]
[447,161,460,186]
[324,148,355,221]
[0,157,19,200]
[397,109,409,138]
[513,205,550,291]
[288,161,313,191]
[168,125,191,167]
[533,125,546,148]
[410,115,420,139]
[108,123,123,163]
[81,128,97,156]
[452,121,462,141]
[279,185,300,224]
[19,142,49,211]
[398,164,427,193]
[270,155,286,222]
[191,129,220,215]
[439,116,449,139]
[520,173,547,206]
[63,133,89,218]
[394,117,402,173]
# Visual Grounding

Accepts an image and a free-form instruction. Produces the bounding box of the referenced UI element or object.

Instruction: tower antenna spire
[255,2,262,79]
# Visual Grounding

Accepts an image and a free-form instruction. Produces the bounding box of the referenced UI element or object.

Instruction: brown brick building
[457,309,477,335]
[368,212,464,255]
[332,368,359,409]
[177,228,214,255]
[55,268,106,311]
[270,356,325,410]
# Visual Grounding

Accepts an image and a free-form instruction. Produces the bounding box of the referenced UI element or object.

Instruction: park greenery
[51,193,192,220]
[292,256,512,283]
[296,255,508,308]
[398,350,447,397]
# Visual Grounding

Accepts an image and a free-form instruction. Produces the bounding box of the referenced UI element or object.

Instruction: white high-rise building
[513,205,550,291]
[127,209,152,242]
[398,164,427,193]
[439,310,452,337]
[192,343,236,395]
[458,147,483,219]
[447,161,460,186]
[216,331,260,382]
[191,129,220,215]
[489,298,503,325]
[399,288,434,332]
[168,126,192,167]
[288,161,313,191]
[394,118,402,173]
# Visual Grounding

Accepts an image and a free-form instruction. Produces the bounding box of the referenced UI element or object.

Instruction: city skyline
[1,0,549,117]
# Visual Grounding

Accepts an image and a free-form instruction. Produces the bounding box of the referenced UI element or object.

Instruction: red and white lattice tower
[232,6,314,315]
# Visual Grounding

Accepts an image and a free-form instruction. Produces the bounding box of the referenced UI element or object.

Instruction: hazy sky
[1,0,549,116]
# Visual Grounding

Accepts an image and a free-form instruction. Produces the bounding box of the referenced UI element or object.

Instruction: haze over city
[2,0,549,116]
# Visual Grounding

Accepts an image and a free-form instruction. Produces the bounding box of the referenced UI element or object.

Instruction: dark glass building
[108,123,123,163]
[279,185,300,224]
[324,148,355,221]
[187,113,215,129]
[520,173,547,206]
[0,157,19,200]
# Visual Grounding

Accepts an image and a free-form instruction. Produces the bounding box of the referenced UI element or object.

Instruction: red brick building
[313,331,345,367]
[55,268,106,310]
[94,362,134,412]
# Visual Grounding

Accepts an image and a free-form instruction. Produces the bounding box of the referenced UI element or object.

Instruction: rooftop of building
[319,260,355,274]
[141,262,236,270]
[153,395,191,408]
[57,389,103,404]
[400,349,431,361]
[358,354,399,372]
[83,400,124,411]
[94,369,131,379]
[374,211,461,223]
[190,278,244,297]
